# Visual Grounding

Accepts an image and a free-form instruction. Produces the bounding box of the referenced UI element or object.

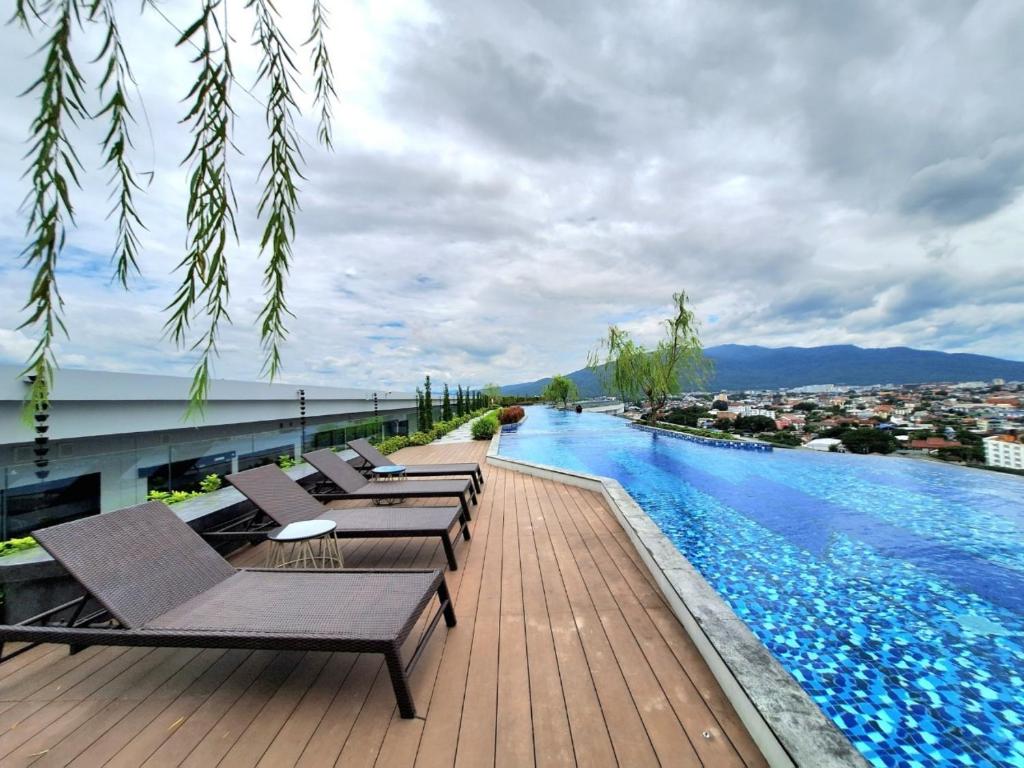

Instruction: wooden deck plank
[178,651,306,767]
[137,650,282,768]
[256,653,360,768]
[560,483,765,767]
[98,649,262,768]
[292,653,383,768]
[214,651,331,768]
[414,461,503,768]
[520,473,619,767]
[451,460,508,768]
[22,648,204,768]
[63,650,229,768]
[0,438,766,768]
[495,469,533,768]
[532,477,661,766]
[511,472,575,768]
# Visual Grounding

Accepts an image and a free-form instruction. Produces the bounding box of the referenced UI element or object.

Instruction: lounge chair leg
[459,496,472,522]
[441,534,458,570]
[69,644,85,655]
[459,515,471,541]
[438,578,457,627]
[471,476,481,494]
[385,646,416,719]
[469,486,478,505]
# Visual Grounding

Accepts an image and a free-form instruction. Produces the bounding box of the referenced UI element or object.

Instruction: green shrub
[0,536,39,558]
[147,489,203,505]
[840,428,898,455]
[471,413,500,440]
[408,431,433,446]
[199,473,222,493]
[277,454,297,470]
[377,436,410,455]
[760,431,802,447]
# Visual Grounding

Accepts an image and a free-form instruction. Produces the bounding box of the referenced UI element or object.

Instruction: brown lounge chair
[303,449,478,521]
[348,438,484,493]
[0,501,455,718]
[226,464,470,570]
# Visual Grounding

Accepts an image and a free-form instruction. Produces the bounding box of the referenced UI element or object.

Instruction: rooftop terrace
[0,439,765,767]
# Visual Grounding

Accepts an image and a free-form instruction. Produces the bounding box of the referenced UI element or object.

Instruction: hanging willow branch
[166,0,236,414]
[92,0,145,287]
[306,0,336,149]
[12,0,338,418]
[248,0,301,381]
[16,0,88,420]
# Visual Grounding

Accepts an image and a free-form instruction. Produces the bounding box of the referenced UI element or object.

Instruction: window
[237,445,293,472]
[139,452,235,493]
[311,429,343,450]
[2,472,101,539]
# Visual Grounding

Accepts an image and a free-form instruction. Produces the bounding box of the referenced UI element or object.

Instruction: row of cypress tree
[414,376,488,431]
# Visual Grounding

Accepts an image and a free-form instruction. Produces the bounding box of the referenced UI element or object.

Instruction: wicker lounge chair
[348,438,484,493]
[303,449,478,521]
[226,464,470,570]
[0,501,455,718]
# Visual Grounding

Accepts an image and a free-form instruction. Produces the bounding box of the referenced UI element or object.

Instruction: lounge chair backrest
[347,438,394,468]
[33,501,235,628]
[226,464,325,526]
[302,449,368,491]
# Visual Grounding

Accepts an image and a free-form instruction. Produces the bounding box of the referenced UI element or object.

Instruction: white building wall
[984,437,1024,470]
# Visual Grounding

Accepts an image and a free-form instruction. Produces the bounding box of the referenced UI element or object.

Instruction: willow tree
[588,292,711,425]
[11,0,337,417]
[542,374,578,410]
[481,382,501,406]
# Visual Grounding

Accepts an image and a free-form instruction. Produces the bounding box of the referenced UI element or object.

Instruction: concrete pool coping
[487,429,868,768]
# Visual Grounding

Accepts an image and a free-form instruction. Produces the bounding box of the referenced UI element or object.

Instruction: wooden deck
[0,440,766,767]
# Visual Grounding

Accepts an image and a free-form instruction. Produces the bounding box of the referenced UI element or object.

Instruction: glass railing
[0,416,405,540]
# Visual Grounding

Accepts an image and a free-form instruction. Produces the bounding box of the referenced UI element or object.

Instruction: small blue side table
[371,465,406,505]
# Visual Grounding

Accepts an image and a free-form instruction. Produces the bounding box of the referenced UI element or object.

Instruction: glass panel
[2,468,101,539]
[238,444,293,472]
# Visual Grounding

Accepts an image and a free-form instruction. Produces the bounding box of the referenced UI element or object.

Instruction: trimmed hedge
[373,408,490,455]
[654,421,738,441]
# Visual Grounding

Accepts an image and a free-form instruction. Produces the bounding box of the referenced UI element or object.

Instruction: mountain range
[501,344,1024,395]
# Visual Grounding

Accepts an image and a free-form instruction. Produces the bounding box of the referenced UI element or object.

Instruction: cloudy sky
[1,0,1023,391]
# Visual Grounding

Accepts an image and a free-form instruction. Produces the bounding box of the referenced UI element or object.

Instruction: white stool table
[264,519,344,569]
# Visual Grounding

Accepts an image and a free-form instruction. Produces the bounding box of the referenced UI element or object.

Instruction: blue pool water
[499,407,1024,768]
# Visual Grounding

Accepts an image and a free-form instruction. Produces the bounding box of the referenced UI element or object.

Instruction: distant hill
[501,344,1024,395]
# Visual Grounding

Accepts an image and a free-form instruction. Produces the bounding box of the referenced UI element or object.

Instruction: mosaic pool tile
[501,407,1024,768]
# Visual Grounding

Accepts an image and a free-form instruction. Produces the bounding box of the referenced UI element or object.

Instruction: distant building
[983,435,1024,470]
[776,414,805,431]
[805,438,842,452]
[739,406,776,419]
[986,396,1021,407]
[909,437,961,451]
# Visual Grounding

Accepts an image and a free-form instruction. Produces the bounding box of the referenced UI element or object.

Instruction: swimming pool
[499,407,1024,768]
